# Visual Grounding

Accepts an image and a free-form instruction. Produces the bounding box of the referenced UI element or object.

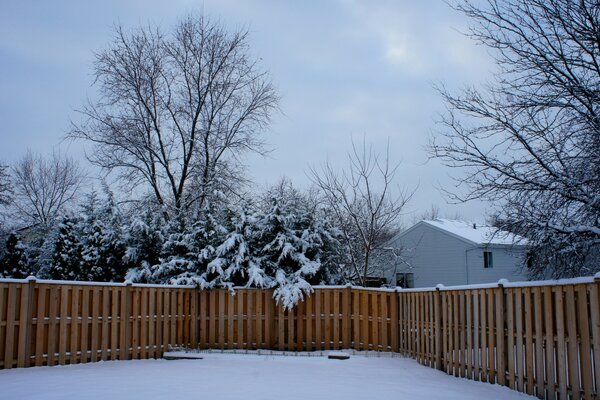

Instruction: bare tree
[11,151,84,227]
[431,0,600,278]
[310,140,412,286]
[69,14,279,217]
[0,164,10,206]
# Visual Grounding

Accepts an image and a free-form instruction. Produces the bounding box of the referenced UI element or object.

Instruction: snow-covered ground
[0,353,534,400]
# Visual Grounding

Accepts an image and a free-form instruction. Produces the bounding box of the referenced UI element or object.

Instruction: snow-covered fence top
[1,277,599,399]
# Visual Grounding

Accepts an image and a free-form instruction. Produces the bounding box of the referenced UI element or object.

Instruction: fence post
[20,276,36,367]
[435,285,443,371]
[496,279,507,386]
[124,281,132,360]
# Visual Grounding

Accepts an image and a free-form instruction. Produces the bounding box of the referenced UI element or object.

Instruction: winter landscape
[1,0,599,399]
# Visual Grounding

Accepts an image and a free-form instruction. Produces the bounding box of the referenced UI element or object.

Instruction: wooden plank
[362,291,369,351]
[219,290,225,349]
[472,290,480,381]
[147,287,158,358]
[111,287,119,360]
[459,292,466,376]
[199,290,207,348]
[3,284,17,369]
[306,294,313,351]
[487,290,495,383]
[171,289,178,348]
[190,289,198,349]
[589,282,600,400]
[333,290,340,350]
[246,290,255,349]
[496,286,506,387]
[343,287,351,349]
[118,286,128,360]
[58,286,69,365]
[442,292,448,373]
[101,287,110,361]
[555,287,568,399]
[209,290,216,348]
[453,291,460,377]
[296,297,303,351]
[35,285,47,366]
[79,287,90,363]
[148,288,156,358]
[265,291,273,349]
[90,287,100,363]
[16,281,31,367]
[543,286,556,399]
[237,290,244,349]
[565,285,580,400]
[370,292,378,352]
[287,301,294,351]
[139,288,148,358]
[533,288,544,397]
[524,288,534,395]
[352,290,359,350]
[278,300,285,351]
[315,290,322,350]
[576,285,593,400]
[69,286,80,364]
[155,289,163,355]
[227,292,234,348]
[132,288,140,359]
[381,292,388,352]
[506,289,515,389]
[391,291,399,354]
[466,291,473,379]
[256,290,263,348]
[515,288,524,392]
[480,291,487,382]
[433,290,441,370]
[324,290,331,350]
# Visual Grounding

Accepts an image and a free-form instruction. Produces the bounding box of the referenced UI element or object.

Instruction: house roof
[412,219,526,247]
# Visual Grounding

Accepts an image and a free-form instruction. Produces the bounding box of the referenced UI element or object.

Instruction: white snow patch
[0,353,535,400]
[423,219,526,246]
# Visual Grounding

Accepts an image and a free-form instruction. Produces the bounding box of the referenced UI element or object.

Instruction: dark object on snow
[163,352,203,361]
[328,352,350,360]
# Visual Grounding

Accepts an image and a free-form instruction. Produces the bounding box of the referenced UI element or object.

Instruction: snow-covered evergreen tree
[0,232,30,278]
[79,187,127,282]
[46,216,82,280]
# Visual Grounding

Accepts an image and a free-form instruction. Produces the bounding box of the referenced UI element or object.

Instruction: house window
[396,273,414,288]
[484,251,493,268]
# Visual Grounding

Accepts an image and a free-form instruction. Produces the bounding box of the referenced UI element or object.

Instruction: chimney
[472,223,476,229]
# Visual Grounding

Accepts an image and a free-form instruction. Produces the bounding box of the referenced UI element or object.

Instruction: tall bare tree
[11,151,84,227]
[310,140,412,286]
[0,164,10,207]
[431,0,600,278]
[69,14,279,217]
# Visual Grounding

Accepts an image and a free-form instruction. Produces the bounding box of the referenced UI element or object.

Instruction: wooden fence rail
[1,277,599,399]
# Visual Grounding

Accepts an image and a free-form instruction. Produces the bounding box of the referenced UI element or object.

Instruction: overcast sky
[0,0,496,223]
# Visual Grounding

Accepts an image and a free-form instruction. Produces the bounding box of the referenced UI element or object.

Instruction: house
[385,219,528,288]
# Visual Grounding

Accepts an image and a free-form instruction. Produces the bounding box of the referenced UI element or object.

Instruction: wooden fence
[0,277,599,400]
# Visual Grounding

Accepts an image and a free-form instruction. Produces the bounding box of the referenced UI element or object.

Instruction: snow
[423,219,526,246]
[0,353,535,400]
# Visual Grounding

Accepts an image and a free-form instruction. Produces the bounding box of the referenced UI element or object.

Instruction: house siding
[386,222,528,288]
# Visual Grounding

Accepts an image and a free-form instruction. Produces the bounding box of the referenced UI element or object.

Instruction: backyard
[0,352,535,400]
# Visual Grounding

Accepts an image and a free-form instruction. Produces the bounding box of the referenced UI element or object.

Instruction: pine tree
[0,232,30,278]
[47,216,82,280]
[79,187,128,282]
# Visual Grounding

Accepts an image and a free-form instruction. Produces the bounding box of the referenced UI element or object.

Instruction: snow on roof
[422,219,526,246]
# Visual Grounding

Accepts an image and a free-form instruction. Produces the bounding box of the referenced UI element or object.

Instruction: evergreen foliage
[0,232,30,278]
